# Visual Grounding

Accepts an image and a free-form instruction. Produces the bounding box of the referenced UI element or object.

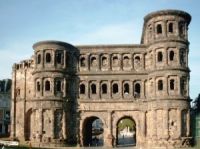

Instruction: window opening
[91,84,96,94]
[113,83,119,94]
[102,84,107,94]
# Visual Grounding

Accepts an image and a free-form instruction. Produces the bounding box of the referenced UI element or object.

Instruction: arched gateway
[116,117,136,146]
[82,116,104,147]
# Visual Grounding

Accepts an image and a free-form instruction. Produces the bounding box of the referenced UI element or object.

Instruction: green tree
[193,93,200,113]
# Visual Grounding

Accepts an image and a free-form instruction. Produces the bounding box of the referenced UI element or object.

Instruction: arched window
[170,79,175,90]
[168,23,173,33]
[91,57,97,66]
[157,24,162,34]
[91,84,96,94]
[45,80,50,91]
[102,56,107,66]
[46,53,51,63]
[37,81,40,91]
[80,57,86,67]
[157,52,163,62]
[113,56,118,65]
[56,52,62,64]
[123,56,130,66]
[80,84,85,94]
[135,56,140,62]
[134,83,141,98]
[102,84,107,94]
[169,51,174,61]
[158,80,163,91]
[37,54,41,64]
[113,83,118,94]
[124,83,129,94]
[56,80,61,92]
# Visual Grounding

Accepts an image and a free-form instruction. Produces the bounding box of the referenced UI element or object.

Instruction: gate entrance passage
[116,117,136,146]
[82,116,104,146]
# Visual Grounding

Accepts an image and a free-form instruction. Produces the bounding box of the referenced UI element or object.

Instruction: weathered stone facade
[11,10,192,148]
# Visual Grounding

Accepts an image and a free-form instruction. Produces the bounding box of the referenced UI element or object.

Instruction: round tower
[142,10,192,148]
[27,41,78,145]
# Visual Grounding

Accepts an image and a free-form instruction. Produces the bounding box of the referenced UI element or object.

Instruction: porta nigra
[11,10,192,148]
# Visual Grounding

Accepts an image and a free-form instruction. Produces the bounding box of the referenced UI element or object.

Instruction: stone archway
[82,116,104,147]
[116,117,136,147]
[24,108,32,140]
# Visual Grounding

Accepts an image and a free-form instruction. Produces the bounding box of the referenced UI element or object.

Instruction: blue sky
[0,0,199,99]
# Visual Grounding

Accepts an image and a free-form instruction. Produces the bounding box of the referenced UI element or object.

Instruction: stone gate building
[11,10,192,148]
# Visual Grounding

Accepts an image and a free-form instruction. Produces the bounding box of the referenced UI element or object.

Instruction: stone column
[187,110,190,136]
[109,81,112,99]
[63,78,66,97]
[177,109,182,138]
[52,78,55,96]
[63,50,66,69]
[164,20,167,37]
[141,112,146,138]
[87,54,90,71]
[106,111,113,147]
[41,78,44,96]
[97,81,100,99]
[152,110,157,139]
[141,80,145,98]
[154,77,156,97]
[165,77,168,96]
[39,109,43,141]
[62,110,67,139]
[142,53,145,70]
[163,109,169,139]
[51,109,55,139]
[119,54,122,71]
[119,81,122,98]
[42,50,45,68]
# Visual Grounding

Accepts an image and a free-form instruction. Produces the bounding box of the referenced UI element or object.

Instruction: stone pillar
[42,50,45,68]
[97,81,100,99]
[62,110,67,139]
[119,81,122,98]
[142,53,145,70]
[41,78,44,96]
[165,77,168,96]
[52,78,55,96]
[164,20,167,37]
[51,109,55,139]
[141,80,145,98]
[119,54,122,71]
[109,81,112,99]
[177,109,182,138]
[63,78,66,97]
[163,109,169,139]
[152,110,157,139]
[53,51,55,67]
[63,50,66,68]
[106,111,113,147]
[141,112,146,139]
[39,109,43,141]
[154,77,156,97]
[88,54,90,71]
[187,110,190,136]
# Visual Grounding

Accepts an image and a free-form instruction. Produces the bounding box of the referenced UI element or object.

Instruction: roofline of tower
[144,9,191,24]
[32,40,75,50]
